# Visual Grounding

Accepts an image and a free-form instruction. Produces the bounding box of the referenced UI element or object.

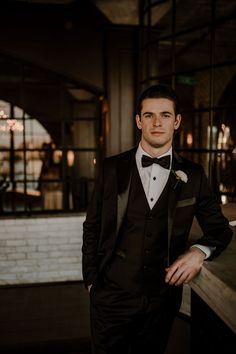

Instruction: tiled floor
[0,281,190,354]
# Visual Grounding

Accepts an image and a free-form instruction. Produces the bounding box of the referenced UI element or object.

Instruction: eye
[162,113,171,118]
[143,113,152,119]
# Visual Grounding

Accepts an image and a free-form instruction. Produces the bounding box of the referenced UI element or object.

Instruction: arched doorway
[0,56,106,213]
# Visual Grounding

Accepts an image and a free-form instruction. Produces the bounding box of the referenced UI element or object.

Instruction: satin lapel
[167,151,184,266]
[116,148,136,235]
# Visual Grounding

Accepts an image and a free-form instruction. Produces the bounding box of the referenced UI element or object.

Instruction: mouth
[151,131,165,135]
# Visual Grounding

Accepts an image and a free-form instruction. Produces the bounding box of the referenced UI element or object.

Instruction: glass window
[215,18,236,65]
[175,30,211,73]
[176,0,212,32]
[0,58,103,214]
[138,0,236,203]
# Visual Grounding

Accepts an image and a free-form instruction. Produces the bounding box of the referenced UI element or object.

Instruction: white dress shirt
[135,144,172,209]
[135,143,212,259]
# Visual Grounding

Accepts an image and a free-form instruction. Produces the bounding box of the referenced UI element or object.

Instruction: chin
[149,140,166,148]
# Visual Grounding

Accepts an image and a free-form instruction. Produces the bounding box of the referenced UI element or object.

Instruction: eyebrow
[142,111,174,115]
[142,111,153,115]
[161,111,174,115]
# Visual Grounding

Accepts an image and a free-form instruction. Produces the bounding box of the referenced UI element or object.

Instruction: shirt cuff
[190,244,215,259]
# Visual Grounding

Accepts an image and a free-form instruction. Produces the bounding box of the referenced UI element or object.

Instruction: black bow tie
[141,154,170,169]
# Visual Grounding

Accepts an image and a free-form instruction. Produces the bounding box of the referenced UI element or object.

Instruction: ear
[136,114,142,130]
[174,114,182,130]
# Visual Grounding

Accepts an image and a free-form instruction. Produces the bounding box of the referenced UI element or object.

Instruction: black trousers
[89,278,176,354]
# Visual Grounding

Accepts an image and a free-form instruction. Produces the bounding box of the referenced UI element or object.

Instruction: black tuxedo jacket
[82,147,232,287]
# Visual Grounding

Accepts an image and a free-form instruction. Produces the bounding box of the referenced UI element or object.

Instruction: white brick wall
[0,214,85,285]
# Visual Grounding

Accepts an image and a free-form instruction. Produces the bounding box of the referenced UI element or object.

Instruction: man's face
[136,98,181,153]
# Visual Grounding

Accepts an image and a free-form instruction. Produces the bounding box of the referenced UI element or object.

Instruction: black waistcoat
[106,164,170,297]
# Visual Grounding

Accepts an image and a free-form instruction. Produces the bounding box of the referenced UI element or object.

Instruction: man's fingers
[165,265,182,284]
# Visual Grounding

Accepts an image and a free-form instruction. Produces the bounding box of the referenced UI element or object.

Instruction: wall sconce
[186,133,193,147]
[67,150,75,167]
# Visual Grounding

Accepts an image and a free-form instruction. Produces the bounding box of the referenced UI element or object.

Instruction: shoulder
[103,146,137,167]
[173,152,206,177]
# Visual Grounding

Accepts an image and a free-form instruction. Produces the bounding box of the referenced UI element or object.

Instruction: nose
[152,115,162,127]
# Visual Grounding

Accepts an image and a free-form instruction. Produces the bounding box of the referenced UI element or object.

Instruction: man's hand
[165,247,206,286]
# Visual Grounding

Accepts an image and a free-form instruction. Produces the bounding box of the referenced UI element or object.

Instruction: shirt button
[150,198,153,202]
[153,177,156,180]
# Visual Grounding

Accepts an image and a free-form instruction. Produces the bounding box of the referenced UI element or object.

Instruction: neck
[140,141,172,157]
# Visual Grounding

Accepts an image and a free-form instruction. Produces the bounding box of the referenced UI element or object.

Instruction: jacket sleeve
[194,165,233,259]
[82,164,104,288]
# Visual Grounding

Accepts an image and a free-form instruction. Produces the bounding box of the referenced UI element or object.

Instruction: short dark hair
[136,84,181,116]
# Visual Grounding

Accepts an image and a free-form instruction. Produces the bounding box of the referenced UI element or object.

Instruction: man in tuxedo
[82,84,232,354]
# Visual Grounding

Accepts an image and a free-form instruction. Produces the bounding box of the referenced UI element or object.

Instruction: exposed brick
[0,215,84,286]
[8,253,26,260]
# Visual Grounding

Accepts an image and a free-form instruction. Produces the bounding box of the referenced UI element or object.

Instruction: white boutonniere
[172,170,188,189]
[174,170,188,183]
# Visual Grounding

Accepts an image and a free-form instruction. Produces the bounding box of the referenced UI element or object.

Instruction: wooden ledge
[190,227,236,334]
